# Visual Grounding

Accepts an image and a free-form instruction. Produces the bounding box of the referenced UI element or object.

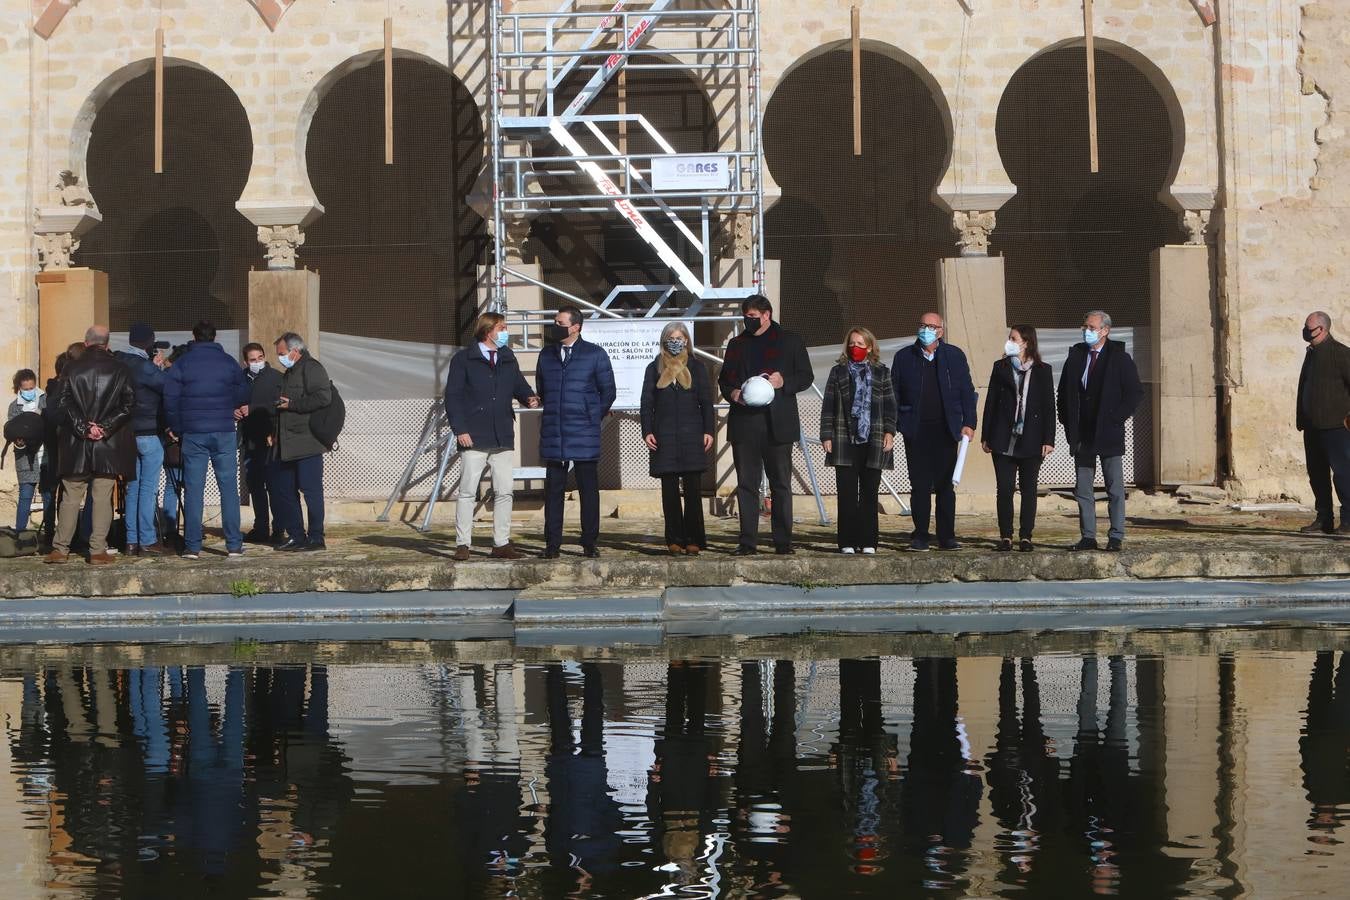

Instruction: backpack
[0,527,38,558]
[305,363,346,451]
[1,412,44,469]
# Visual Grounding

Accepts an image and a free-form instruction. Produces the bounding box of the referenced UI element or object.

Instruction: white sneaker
[861,547,876,555]
[181,552,199,560]
[228,550,245,558]
[841,547,855,554]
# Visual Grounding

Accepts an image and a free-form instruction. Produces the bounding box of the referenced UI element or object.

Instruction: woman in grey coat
[8,368,52,533]
[820,328,897,554]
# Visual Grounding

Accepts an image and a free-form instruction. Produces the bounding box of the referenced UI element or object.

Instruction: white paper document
[952,435,972,486]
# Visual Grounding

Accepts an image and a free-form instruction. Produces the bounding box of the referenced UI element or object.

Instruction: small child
[7,369,53,533]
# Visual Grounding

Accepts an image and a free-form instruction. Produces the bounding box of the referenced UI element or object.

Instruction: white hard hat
[741,375,775,407]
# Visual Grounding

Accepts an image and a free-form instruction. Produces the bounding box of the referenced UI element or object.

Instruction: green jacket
[276,351,332,461]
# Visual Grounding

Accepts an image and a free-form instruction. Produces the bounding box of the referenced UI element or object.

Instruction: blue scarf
[847,361,871,444]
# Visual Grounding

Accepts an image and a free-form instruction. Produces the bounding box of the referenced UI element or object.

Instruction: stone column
[34,206,105,382]
[238,201,323,357]
[1160,655,1223,893]
[1150,227,1218,486]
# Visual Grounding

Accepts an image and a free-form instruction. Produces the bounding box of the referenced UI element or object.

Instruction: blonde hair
[656,321,693,389]
[837,327,880,365]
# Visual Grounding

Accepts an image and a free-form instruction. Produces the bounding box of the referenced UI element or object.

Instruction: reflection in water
[0,642,1347,898]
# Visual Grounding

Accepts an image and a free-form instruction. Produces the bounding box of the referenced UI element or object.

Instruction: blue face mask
[18,389,37,402]
[278,353,296,370]
[917,326,939,347]
[1082,329,1100,347]
[494,330,510,349]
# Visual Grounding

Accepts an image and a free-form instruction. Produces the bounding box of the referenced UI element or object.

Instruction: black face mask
[544,323,571,345]
[744,315,763,334]
[1303,326,1317,343]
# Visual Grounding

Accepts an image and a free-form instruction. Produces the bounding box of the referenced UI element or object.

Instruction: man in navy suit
[891,311,978,551]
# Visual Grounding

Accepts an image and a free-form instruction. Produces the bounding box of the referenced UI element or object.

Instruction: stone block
[1150,245,1218,486]
[38,267,108,383]
[248,268,320,359]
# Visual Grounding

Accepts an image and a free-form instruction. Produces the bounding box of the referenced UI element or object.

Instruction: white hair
[1085,310,1112,329]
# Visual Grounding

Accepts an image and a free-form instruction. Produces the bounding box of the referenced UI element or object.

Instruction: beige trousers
[54,476,115,555]
[455,448,516,547]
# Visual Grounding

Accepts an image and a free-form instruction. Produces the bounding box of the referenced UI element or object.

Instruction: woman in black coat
[640,322,715,554]
[820,327,897,554]
[981,325,1055,551]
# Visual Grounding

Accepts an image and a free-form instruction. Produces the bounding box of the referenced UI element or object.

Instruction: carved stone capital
[258,225,306,269]
[34,205,101,271]
[36,232,78,271]
[1182,208,1213,246]
[236,200,323,270]
[952,210,997,257]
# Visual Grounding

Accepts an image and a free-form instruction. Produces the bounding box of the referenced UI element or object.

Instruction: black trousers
[544,459,599,551]
[834,464,881,549]
[660,472,706,548]
[732,415,793,550]
[992,452,1042,539]
[1305,428,1350,524]
[243,447,271,537]
[904,423,958,542]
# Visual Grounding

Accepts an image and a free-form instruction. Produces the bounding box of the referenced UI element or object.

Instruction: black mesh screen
[763,48,951,348]
[304,58,486,346]
[992,47,1185,328]
[76,66,261,331]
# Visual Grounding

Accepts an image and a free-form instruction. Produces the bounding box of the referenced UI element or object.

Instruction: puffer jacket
[6,393,46,485]
[55,347,136,479]
[535,338,616,462]
[276,351,332,462]
[639,355,715,476]
[113,349,167,436]
[163,341,250,436]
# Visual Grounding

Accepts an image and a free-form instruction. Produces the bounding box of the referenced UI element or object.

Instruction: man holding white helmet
[718,295,813,554]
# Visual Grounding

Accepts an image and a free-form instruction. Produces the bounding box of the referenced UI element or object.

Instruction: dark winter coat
[243,364,284,455]
[717,322,814,444]
[640,355,716,476]
[54,347,137,480]
[1297,336,1350,431]
[891,341,979,442]
[276,352,333,462]
[819,361,897,470]
[163,341,250,436]
[112,349,166,436]
[1056,339,1143,459]
[444,344,536,451]
[6,394,46,485]
[981,358,1056,459]
[535,338,616,462]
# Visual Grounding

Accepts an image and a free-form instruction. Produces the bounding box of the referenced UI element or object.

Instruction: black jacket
[243,364,284,454]
[276,352,333,462]
[1297,337,1350,431]
[55,347,137,479]
[717,322,814,444]
[444,344,536,450]
[890,341,979,442]
[982,358,1056,458]
[112,349,166,436]
[640,355,716,476]
[1056,339,1143,458]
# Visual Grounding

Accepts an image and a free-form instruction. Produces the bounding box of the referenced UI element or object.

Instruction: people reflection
[1301,651,1349,840]
[543,663,622,884]
[1068,654,1134,894]
[835,658,898,875]
[734,660,796,886]
[649,661,715,885]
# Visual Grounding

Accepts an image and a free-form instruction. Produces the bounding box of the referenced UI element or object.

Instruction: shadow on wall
[75,66,261,330]
[991,47,1186,328]
[763,47,952,348]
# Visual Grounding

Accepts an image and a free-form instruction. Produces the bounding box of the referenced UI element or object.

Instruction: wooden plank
[384,18,394,166]
[1083,0,1098,173]
[154,26,164,174]
[851,5,861,157]
[1189,0,1217,26]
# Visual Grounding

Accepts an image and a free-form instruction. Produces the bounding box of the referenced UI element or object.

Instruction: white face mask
[278,353,296,370]
[248,360,265,374]
[1083,328,1101,347]
[1004,340,1022,358]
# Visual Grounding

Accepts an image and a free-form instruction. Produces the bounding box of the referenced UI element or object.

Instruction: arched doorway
[991,45,1185,327]
[75,65,259,330]
[303,56,485,347]
[763,45,951,348]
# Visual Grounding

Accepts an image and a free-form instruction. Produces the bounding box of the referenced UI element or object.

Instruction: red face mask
[847,345,868,363]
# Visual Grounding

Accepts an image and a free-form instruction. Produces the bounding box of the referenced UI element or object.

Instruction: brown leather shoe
[88,552,116,566]
[453,545,472,561]
[490,543,524,560]
[685,544,702,555]
[43,550,69,565]
[668,543,686,555]
[140,542,169,556]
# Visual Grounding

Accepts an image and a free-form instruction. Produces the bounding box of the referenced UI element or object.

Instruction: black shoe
[582,545,600,559]
[274,539,307,552]
[774,545,795,556]
[994,538,1012,552]
[1105,538,1123,552]
[1018,539,1034,552]
[1301,518,1334,534]
[299,541,327,552]
[244,529,272,545]
[732,545,757,556]
[909,537,930,552]
[938,539,961,551]
[1070,538,1099,552]
[541,547,560,559]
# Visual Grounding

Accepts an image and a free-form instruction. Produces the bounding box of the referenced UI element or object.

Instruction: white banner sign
[586,319,690,409]
[651,155,730,191]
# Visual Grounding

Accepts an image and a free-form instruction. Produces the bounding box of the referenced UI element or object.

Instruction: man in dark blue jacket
[163,321,250,559]
[891,311,978,551]
[113,322,171,555]
[1057,310,1142,551]
[535,305,616,558]
[444,312,539,560]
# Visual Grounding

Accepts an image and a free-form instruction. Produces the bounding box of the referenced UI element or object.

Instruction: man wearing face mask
[272,332,333,552]
[535,305,616,558]
[1057,310,1143,552]
[718,295,814,555]
[236,343,283,545]
[890,311,978,551]
[444,312,540,560]
[1295,311,1350,535]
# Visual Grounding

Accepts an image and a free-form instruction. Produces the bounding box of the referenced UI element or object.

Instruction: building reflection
[0,644,1344,898]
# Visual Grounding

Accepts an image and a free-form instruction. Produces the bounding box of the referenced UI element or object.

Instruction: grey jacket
[276,352,332,462]
[6,395,46,486]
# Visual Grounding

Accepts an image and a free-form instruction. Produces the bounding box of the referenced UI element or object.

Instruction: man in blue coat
[163,320,251,559]
[113,322,171,555]
[535,305,616,558]
[891,311,978,551]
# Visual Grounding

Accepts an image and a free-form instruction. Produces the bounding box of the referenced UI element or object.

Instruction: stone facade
[0,0,1344,502]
